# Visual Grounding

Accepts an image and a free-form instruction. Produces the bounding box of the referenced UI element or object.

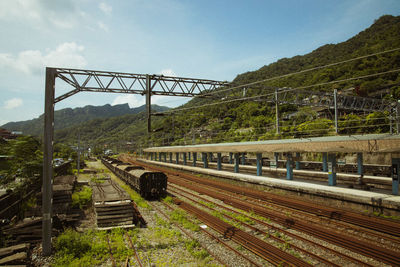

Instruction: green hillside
[8,15,398,153]
[145,15,400,148]
[1,103,168,137]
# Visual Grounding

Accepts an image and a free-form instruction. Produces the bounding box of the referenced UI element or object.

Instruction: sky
[1,0,400,125]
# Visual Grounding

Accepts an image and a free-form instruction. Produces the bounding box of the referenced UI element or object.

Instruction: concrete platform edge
[139,159,400,211]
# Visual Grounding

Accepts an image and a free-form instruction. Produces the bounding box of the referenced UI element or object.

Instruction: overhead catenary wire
[155,68,400,115]
[202,47,400,97]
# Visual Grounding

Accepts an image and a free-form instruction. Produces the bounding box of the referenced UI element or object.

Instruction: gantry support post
[322,152,328,172]
[175,152,179,164]
[163,152,166,162]
[202,153,208,168]
[357,153,363,175]
[241,153,246,165]
[286,153,293,180]
[183,152,187,165]
[256,153,262,176]
[357,152,364,185]
[328,153,337,186]
[188,152,191,161]
[392,158,400,195]
[229,152,233,164]
[168,152,172,163]
[146,74,151,133]
[159,152,162,161]
[217,153,222,170]
[193,152,197,167]
[43,67,56,256]
[273,152,279,168]
[295,152,301,170]
[234,153,240,173]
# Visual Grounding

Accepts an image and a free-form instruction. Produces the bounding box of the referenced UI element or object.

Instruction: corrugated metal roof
[144,134,400,153]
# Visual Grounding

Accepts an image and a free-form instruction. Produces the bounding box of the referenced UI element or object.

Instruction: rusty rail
[125,233,143,267]
[173,197,312,266]
[168,183,374,267]
[161,201,263,267]
[148,202,229,266]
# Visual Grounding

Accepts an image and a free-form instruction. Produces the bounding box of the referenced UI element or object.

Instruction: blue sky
[1,0,400,125]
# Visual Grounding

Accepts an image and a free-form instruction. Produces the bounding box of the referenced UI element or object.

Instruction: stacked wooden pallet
[0,243,30,266]
[91,178,137,229]
[2,175,79,246]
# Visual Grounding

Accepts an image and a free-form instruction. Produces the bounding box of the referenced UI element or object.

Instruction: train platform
[203,161,392,188]
[139,158,400,214]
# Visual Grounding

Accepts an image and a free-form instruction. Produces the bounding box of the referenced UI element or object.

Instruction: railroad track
[159,201,264,267]
[169,175,400,248]
[105,232,145,267]
[174,197,312,266]
[141,159,400,237]
[148,202,229,266]
[168,184,374,267]
[127,158,400,266]
[125,233,143,267]
[169,174,400,266]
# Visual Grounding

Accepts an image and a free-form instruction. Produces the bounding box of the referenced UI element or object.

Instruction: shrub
[72,186,92,209]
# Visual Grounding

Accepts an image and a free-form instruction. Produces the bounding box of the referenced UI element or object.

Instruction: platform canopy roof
[144,134,400,154]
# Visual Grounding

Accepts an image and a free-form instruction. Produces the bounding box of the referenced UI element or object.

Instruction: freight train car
[101,157,167,199]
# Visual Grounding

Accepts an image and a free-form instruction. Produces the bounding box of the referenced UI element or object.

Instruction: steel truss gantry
[272,88,396,113]
[42,67,227,255]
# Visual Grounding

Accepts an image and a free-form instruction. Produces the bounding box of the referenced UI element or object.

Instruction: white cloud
[99,2,112,15]
[98,21,109,32]
[4,98,23,109]
[151,95,189,108]
[0,0,82,29]
[0,42,87,75]
[159,69,176,77]
[112,95,145,108]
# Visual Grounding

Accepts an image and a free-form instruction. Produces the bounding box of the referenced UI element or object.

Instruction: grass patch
[162,195,174,204]
[53,228,138,266]
[71,185,92,209]
[169,209,199,231]
[211,210,242,229]
[120,183,149,209]
[185,240,208,259]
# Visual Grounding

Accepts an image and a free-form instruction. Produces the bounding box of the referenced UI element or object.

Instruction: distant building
[0,128,19,140]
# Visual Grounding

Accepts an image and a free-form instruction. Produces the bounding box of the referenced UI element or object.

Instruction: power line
[281,68,400,94]
[156,68,400,115]
[203,47,400,96]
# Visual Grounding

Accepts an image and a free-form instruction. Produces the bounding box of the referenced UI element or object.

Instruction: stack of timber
[0,243,30,266]
[91,177,137,229]
[2,175,79,246]
[53,175,76,214]
[2,217,56,245]
[32,175,78,216]
[0,180,39,223]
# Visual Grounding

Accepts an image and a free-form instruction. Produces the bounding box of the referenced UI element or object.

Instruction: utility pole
[397,102,400,134]
[77,132,80,177]
[275,88,280,134]
[42,68,56,256]
[334,89,338,134]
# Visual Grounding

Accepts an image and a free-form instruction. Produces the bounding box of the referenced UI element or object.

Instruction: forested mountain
[4,15,399,152]
[1,104,169,137]
[145,15,400,148]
